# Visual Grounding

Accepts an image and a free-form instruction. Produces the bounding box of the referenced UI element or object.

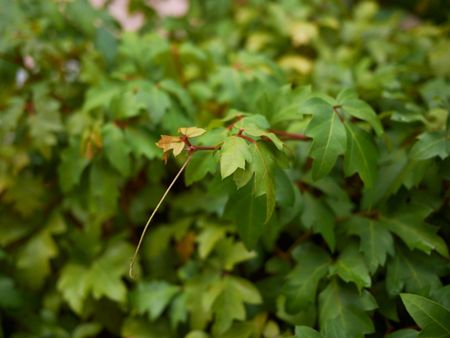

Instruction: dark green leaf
[283,243,331,313]
[305,101,346,180]
[58,139,89,192]
[330,243,371,290]
[226,181,265,249]
[381,209,448,258]
[102,123,131,176]
[410,131,449,161]
[343,123,378,187]
[401,293,450,337]
[345,216,394,273]
[319,281,377,338]
[295,326,323,338]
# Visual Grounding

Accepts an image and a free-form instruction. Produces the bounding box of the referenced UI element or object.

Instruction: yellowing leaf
[156,135,185,158]
[288,21,318,46]
[178,127,206,138]
[278,55,313,75]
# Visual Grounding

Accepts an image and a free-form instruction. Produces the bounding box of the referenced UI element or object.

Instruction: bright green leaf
[410,131,449,161]
[130,281,180,320]
[338,90,383,135]
[220,136,252,178]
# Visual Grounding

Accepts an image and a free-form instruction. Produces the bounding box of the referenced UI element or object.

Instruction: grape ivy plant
[0,0,449,337]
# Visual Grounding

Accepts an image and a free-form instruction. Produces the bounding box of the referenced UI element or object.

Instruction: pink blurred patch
[89,0,144,32]
[89,0,107,9]
[109,0,145,32]
[23,55,36,70]
[148,0,189,17]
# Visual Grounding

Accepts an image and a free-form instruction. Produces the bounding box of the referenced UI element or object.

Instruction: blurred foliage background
[0,0,449,337]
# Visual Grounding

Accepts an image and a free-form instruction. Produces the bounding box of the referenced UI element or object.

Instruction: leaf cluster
[1,1,449,337]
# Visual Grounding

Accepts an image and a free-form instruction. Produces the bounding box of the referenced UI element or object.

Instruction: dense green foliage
[1,0,449,337]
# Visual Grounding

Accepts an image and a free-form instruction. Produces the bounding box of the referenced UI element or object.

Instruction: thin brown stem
[237,134,257,144]
[129,154,193,278]
[333,105,344,122]
[190,145,221,151]
[269,129,310,141]
[226,115,244,130]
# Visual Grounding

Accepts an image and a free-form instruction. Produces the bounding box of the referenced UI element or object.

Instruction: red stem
[183,128,311,155]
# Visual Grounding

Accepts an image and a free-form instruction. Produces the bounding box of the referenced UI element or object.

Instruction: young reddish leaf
[156,135,185,159]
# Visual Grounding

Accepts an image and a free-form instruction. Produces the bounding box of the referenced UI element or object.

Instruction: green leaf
[319,281,377,338]
[301,193,336,251]
[197,225,227,259]
[0,276,24,309]
[130,281,180,320]
[57,264,90,314]
[212,283,246,334]
[102,123,131,176]
[125,127,160,160]
[295,326,323,338]
[88,161,120,223]
[431,286,450,310]
[300,97,334,116]
[248,142,276,222]
[58,138,89,192]
[283,243,331,313]
[343,123,378,187]
[147,85,171,123]
[386,246,444,296]
[410,131,449,160]
[160,79,194,115]
[73,322,103,338]
[89,260,127,303]
[3,172,47,216]
[28,97,63,153]
[215,239,256,271]
[241,124,283,150]
[89,242,133,303]
[83,82,121,112]
[330,243,371,290]
[110,87,147,119]
[226,181,265,249]
[220,136,252,178]
[337,90,383,135]
[380,209,448,258]
[401,293,450,337]
[186,151,218,185]
[385,329,419,338]
[170,293,188,328]
[95,26,117,65]
[212,276,261,335]
[345,216,394,273]
[58,241,133,313]
[305,101,346,180]
[121,316,172,338]
[16,228,59,289]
